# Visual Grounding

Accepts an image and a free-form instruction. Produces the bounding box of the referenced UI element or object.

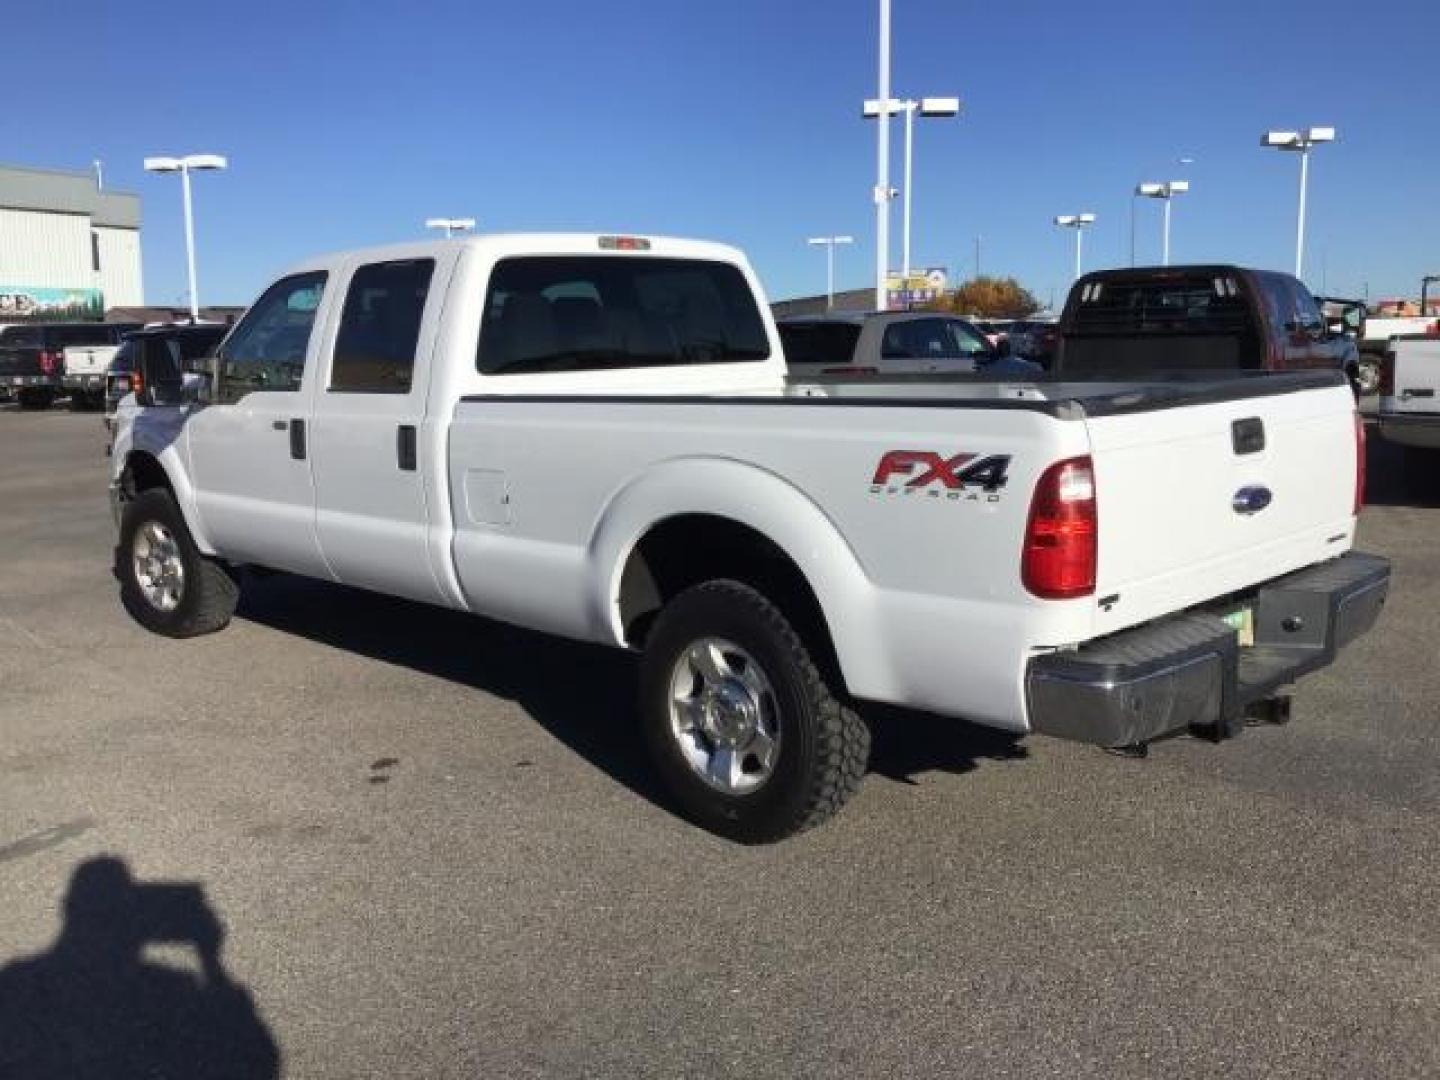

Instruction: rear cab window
[1068,275,1250,336]
[477,256,769,375]
[776,322,862,366]
[331,259,435,393]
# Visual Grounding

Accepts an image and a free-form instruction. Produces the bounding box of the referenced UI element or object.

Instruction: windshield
[478,256,770,375]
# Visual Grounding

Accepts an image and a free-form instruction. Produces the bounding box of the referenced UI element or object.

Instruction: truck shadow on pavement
[0,856,280,1079]
[1363,421,1440,508]
[235,575,1028,809]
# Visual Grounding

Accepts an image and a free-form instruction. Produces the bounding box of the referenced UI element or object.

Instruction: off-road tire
[639,579,870,843]
[118,488,239,638]
[17,388,55,410]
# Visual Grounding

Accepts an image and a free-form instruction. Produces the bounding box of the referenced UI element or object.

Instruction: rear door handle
[289,418,306,460]
[397,424,417,471]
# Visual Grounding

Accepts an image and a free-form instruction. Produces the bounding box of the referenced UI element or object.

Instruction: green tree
[927,276,1042,319]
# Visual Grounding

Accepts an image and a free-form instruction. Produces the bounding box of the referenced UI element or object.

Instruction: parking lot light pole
[1054,214,1096,282]
[425,217,476,238]
[143,153,228,322]
[1136,181,1189,266]
[807,236,855,310]
[865,95,961,277]
[1262,127,1335,279]
[873,0,892,311]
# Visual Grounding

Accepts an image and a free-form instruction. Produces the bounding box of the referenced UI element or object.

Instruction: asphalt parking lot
[1,405,1436,1078]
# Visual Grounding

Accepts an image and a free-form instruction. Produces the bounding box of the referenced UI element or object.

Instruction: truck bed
[449,369,1359,729]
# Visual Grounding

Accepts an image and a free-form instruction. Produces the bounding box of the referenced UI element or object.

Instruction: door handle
[397,425,417,471]
[289,418,306,460]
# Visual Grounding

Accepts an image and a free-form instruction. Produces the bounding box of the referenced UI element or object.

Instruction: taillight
[130,368,144,396]
[1022,455,1098,599]
[1354,411,1366,516]
[38,349,60,375]
[1378,349,1396,397]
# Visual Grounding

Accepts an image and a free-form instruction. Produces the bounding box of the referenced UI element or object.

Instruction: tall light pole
[1136,180,1189,266]
[873,0,892,311]
[1054,214,1096,282]
[864,95,961,277]
[1262,127,1335,279]
[425,217,476,238]
[1131,157,1192,266]
[807,235,854,310]
[144,153,228,322]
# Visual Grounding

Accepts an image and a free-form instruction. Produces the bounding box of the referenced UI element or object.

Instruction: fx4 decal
[870,451,1012,500]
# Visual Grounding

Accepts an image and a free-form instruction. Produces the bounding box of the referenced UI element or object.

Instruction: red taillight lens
[38,349,60,375]
[1354,411,1366,515]
[1378,349,1396,397]
[130,368,143,396]
[1022,455,1098,599]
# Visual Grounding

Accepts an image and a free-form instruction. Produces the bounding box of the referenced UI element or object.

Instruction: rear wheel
[639,579,869,842]
[1403,446,1440,496]
[118,489,239,637]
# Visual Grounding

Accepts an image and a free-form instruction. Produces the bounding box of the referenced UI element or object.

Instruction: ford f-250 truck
[109,233,1390,841]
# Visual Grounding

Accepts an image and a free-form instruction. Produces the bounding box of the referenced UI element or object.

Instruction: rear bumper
[2,374,58,389]
[1378,412,1440,450]
[1026,552,1390,747]
[62,374,106,390]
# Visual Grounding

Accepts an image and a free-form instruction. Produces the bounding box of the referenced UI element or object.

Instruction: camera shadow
[0,856,280,1079]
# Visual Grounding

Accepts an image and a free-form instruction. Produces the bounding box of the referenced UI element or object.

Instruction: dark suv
[1053,266,1360,390]
[103,323,229,430]
[0,322,139,409]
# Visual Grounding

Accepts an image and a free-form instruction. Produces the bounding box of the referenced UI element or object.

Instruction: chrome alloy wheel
[668,637,780,794]
[131,521,186,613]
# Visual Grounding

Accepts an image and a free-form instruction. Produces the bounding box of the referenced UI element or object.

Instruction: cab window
[216,272,327,403]
[330,259,434,393]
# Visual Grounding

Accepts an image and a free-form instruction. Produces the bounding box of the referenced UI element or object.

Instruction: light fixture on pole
[1135,180,1189,266]
[1053,214,1097,282]
[807,236,855,310]
[864,94,961,277]
[1261,127,1335,279]
[143,153,228,322]
[425,217,476,238]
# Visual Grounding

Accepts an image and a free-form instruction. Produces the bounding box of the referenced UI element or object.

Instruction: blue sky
[7,0,1437,309]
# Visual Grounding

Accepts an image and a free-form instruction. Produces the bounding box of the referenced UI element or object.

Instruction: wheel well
[120,452,174,501]
[618,515,842,682]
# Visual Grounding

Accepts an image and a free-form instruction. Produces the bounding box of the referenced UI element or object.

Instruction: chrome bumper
[1026,553,1391,747]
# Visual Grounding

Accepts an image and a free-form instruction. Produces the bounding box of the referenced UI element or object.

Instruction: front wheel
[118,489,239,637]
[639,580,870,843]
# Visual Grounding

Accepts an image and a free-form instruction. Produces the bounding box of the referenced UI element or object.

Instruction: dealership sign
[885,268,947,310]
[0,286,104,321]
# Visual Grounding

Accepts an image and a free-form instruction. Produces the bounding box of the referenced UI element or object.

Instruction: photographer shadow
[0,856,279,1079]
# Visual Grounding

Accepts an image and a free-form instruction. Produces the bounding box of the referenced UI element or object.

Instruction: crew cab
[776,310,1040,378]
[110,234,1389,841]
[1,322,136,409]
[1378,335,1440,486]
[1053,266,1361,391]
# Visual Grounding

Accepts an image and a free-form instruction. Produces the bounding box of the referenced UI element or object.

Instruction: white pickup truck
[109,233,1390,841]
[1378,334,1440,485]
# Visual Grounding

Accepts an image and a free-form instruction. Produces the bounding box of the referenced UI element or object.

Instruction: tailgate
[1384,337,1440,417]
[1085,381,1358,637]
[64,345,117,376]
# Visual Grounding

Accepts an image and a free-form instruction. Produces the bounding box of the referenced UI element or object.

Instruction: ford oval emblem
[1232,485,1273,515]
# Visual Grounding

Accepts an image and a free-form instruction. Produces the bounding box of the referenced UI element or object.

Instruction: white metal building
[0,163,143,318]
